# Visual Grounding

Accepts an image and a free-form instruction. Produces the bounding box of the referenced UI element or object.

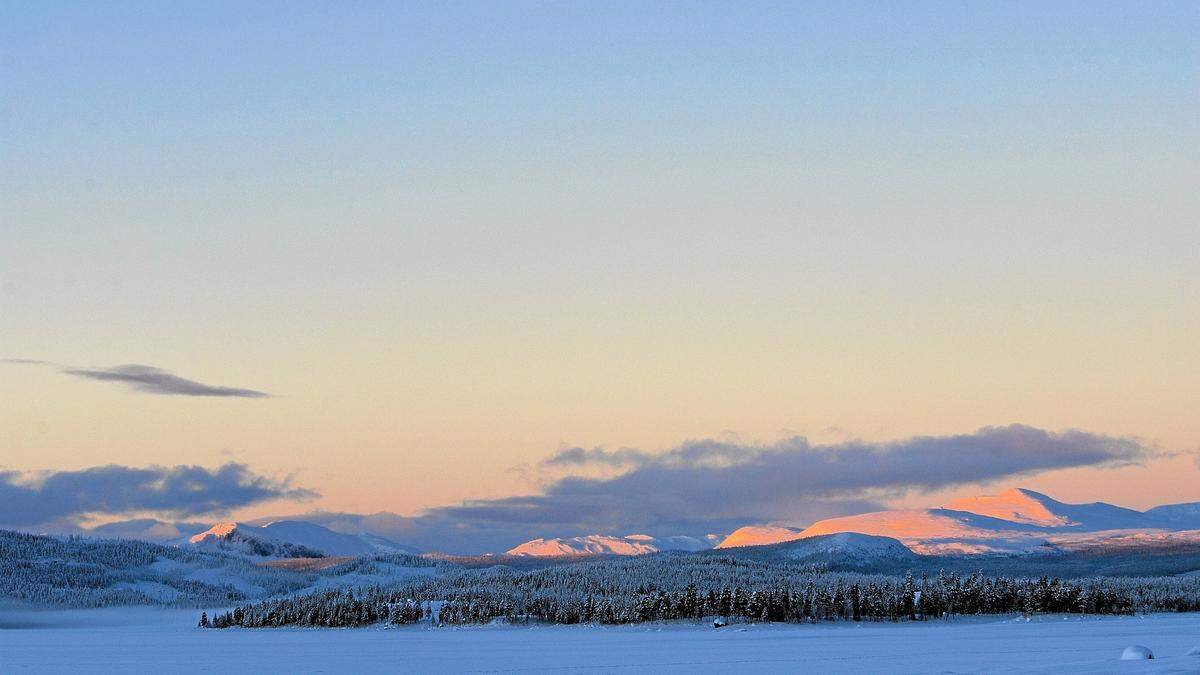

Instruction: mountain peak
[1003,487,1059,502]
[944,487,1071,526]
[505,533,714,557]
[189,522,241,543]
[714,526,802,549]
[507,534,660,557]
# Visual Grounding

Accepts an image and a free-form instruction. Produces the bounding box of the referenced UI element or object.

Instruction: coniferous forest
[206,554,1200,629]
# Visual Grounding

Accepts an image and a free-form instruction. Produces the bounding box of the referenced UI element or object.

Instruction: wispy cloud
[274,425,1153,554]
[63,364,270,397]
[0,463,315,527]
[5,359,269,397]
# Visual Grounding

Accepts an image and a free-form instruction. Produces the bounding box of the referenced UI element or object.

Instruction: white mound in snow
[1120,645,1154,660]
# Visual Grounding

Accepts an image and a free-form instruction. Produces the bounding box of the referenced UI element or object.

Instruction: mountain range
[72,487,1200,560]
[716,488,1200,555]
[181,520,419,558]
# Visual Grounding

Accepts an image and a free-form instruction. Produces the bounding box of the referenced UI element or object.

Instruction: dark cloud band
[0,462,315,526]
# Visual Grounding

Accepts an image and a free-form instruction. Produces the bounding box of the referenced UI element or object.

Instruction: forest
[205,553,1200,629]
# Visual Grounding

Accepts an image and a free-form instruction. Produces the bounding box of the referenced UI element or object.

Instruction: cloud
[6,359,270,398]
[0,463,315,527]
[62,364,270,397]
[540,446,652,469]
[273,425,1152,554]
[1,358,59,366]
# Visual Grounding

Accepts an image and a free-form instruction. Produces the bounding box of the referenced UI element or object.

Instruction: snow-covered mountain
[258,521,418,556]
[768,532,916,561]
[506,533,719,557]
[184,522,322,558]
[183,520,418,558]
[0,527,439,608]
[1143,502,1200,528]
[715,526,803,549]
[943,488,1155,530]
[717,488,1200,555]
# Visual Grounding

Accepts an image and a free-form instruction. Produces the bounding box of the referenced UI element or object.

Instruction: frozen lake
[2,607,1200,673]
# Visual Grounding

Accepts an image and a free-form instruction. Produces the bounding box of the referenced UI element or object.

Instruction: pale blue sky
[2,2,1198,524]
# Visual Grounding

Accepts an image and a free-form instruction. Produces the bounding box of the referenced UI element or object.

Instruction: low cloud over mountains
[5,425,1152,553]
[265,425,1152,553]
[0,462,315,528]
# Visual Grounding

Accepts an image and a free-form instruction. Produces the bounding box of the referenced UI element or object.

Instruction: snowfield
[3,608,1200,673]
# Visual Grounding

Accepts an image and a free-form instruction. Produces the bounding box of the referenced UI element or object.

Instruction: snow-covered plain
[3,608,1200,673]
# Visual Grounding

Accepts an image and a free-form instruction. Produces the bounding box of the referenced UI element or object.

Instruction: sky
[1,2,1198,552]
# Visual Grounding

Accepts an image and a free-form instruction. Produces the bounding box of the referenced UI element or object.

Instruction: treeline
[204,554,1200,629]
[0,529,307,607]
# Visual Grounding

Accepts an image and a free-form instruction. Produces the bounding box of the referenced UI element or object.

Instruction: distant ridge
[716,487,1200,555]
[506,533,718,557]
[184,520,418,558]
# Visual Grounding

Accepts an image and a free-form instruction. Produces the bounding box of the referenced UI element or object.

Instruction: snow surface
[3,608,1200,673]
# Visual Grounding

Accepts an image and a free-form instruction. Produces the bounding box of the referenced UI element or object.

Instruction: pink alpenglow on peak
[507,535,660,557]
[189,522,239,543]
[942,488,1074,527]
[716,487,1200,555]
[715,526,802,549]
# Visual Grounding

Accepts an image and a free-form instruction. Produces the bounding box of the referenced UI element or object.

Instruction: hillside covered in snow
[183,520,418,558]
[0,529,439,608]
